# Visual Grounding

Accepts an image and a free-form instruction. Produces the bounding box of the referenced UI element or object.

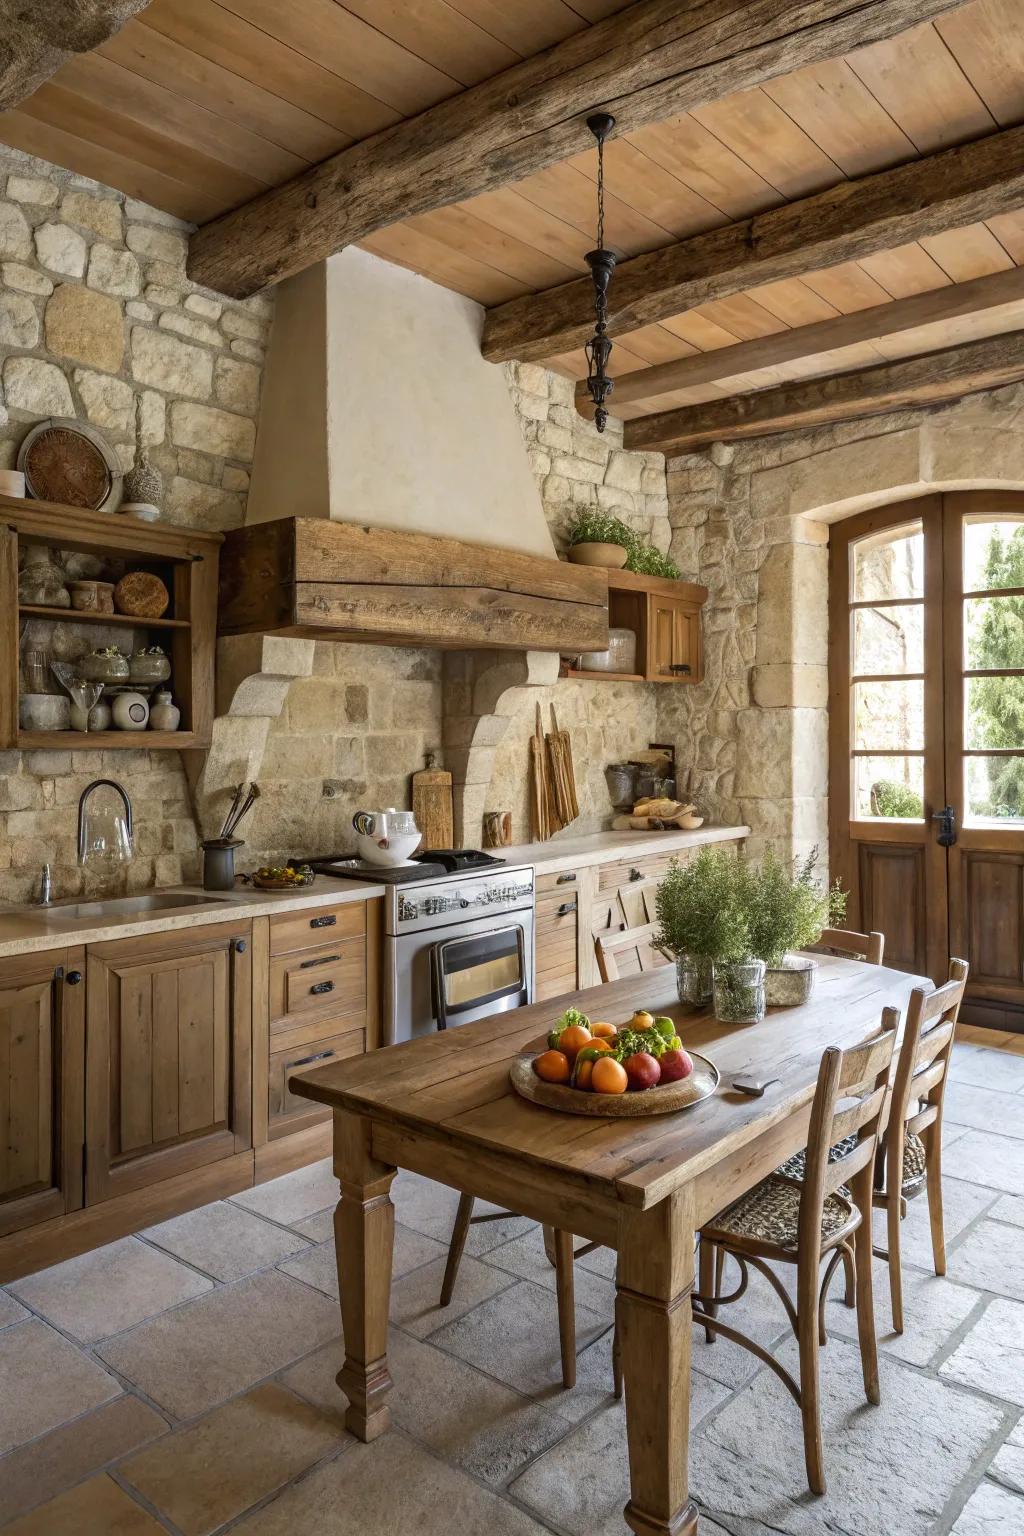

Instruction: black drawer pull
[299,953,341,969]
[234,939,247,954]
[667,663,691,674]
[629,867,642,882]
[556,901,578,916]
[66,969,83,985]
[310,979,335,995]
[291,1049,336,1068]
[556,872,576,885]
[310,914,337,929]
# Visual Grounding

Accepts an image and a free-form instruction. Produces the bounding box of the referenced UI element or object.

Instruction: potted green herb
[654,848,764,1021]
[566,509,632,569]
[744,847,846,1005]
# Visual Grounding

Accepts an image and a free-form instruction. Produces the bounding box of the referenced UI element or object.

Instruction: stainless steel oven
[386,866,535,1045]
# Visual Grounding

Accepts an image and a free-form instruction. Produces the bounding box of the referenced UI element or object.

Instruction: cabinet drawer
[269,940,366,1034]
[597,853,678,891]
[536,889,580,925]
[270,901,365,956]
[270,1029,365,1126]
[536,868,581,895]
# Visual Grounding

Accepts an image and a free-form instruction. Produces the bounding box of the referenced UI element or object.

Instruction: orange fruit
[592,1057,629,1095]
[575,1058,595,1091]
[586,1039,614,1055]
[534,1049,571,1084]
[590,1021,617,1040]
[557,1023,592,1060]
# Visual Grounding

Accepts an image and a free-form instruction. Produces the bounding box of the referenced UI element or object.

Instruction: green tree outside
[966,525,1024,817]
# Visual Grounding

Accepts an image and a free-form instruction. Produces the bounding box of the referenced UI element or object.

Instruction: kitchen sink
[45,893,231,921]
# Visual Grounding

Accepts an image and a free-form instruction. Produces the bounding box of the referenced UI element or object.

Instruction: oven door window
[432,925,527,1027]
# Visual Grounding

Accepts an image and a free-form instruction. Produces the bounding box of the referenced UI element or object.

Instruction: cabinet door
[86,923,252,1203]
[0,950,85,1237]
[648,596,701,682]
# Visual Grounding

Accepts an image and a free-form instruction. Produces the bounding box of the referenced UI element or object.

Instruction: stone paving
[1,1025,1023,1535]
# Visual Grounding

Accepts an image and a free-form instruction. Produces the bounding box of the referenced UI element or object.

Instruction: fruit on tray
[532,1005,688,1095]
[659,1047,694,1083]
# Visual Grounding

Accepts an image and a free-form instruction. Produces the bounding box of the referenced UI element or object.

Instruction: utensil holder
[202,838,242,891]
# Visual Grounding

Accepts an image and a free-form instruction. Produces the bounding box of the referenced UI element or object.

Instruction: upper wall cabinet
[564,569,707,684]
[2,494,222,750]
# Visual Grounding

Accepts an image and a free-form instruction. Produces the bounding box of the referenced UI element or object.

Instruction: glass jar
[676,954,713,1006]
[713,959,767,1025]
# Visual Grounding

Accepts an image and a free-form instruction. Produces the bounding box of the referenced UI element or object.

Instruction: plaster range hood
[218,247,609,654]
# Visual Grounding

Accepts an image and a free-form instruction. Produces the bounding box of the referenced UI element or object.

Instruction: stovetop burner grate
[291,847,506,886]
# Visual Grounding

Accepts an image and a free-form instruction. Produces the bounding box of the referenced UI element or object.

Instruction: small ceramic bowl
[69,580,116,614]
[19,693,70,731]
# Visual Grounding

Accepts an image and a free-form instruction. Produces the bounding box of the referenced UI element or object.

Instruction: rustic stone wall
[655,385,1024,868]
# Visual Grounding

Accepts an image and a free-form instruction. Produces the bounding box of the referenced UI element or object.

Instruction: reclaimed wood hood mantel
[217,517,609,653]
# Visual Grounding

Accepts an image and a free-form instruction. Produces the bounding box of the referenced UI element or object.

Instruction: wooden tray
[510,1049,719,1117]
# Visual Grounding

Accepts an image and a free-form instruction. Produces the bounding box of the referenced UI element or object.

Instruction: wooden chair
[440,1196,581,1388]
[873,958,969,1334]
[595,922,670,983]
[810,927,885,966]
[696,1021,899,1495]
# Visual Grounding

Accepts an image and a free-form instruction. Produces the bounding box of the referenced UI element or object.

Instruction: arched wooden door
[830,492,1024,1029]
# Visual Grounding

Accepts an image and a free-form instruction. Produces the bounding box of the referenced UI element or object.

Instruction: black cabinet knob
[234,939,247,954]
[66,970,83,985]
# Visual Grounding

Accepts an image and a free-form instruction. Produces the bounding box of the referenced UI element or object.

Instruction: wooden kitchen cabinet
[85,920,252,1203]
[0,949,85,1238]
[603,569,706,684]
[534,869,582,1001]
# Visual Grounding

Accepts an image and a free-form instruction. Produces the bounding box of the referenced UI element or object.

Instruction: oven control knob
[460,898,470,908]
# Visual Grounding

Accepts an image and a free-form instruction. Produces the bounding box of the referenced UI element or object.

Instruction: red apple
[624,1052,661,1091]
[659,1048,694,1083]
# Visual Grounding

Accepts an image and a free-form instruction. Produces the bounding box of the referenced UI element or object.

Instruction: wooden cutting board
[412,754,454,850]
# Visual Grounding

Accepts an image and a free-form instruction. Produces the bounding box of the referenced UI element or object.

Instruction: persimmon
[557,1023,592,1060]
[589,1021,617,1040]
[591,1057,629,1095]
[534,1049,571,1084]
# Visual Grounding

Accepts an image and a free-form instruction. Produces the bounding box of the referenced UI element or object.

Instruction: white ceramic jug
[352,807,422,867]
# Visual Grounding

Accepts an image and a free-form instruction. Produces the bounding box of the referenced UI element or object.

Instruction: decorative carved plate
[509,1045,719,1117]
[18,418,121,510]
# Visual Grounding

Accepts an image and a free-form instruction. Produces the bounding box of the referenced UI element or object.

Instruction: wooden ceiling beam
[187,0,962,298]
[485,122,1024,365]
[620,330,1024,454]
[575,265,1024,412]
[0,0,151,112]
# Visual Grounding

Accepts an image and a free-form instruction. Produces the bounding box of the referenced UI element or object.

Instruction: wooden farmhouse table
[293,953,927,1536]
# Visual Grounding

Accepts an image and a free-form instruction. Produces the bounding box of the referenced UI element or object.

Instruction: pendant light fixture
[583,111,616,433]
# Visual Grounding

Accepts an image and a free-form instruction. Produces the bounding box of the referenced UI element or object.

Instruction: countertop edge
[499,823,749,874]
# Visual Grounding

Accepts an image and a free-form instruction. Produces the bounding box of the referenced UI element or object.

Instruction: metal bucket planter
[764,953,818,1007]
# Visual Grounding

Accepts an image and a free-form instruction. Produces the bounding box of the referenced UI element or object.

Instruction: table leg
[617,1186,699,1536]
[332,1109,396,1442]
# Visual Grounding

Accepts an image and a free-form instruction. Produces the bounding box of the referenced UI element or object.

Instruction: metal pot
[764,954,818,1007]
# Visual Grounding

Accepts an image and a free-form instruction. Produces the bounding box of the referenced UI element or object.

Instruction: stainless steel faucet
[37,864,52,905]
[77,779,134,866]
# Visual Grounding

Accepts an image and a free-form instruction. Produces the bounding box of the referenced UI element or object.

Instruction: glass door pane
[960,512,1024,828]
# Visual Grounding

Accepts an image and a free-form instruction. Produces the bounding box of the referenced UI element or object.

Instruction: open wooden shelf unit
[563,568,708,684]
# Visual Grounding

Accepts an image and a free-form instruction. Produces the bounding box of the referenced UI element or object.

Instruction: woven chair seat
[777,1128,927,1193]
[704,1174,854,1252]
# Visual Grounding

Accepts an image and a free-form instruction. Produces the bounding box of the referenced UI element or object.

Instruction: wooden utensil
[411,752,454,850]
[529,703,550,841]
[546,704,579,826]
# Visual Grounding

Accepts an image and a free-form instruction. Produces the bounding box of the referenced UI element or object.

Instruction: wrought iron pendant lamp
[584,111,616,432]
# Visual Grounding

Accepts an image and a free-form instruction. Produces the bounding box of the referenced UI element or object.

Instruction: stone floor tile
[230,1158,339,1226]
[3,1473,163,1535]
[950,1044,1024,1093]
[280,1226,449,1301]
[430,1278,610,1414]
[510,1378,732,1535]
[119,1382,344,1536]
[576,1243,617,1280]
[951,1480,1024,1534]
[464,1207,536,1256]
[991,1440,1024,1495]
[97,1270,339,1420]
[388,1169,461,1242]
[941,1298,1024,1407]
[0,1395,167,1525]
[8,1236,212,1344]
[992,1195,1024,1227]
[945,1131,1024,1194]
[871,1176,997,1274]
[481,1226,617,1318]
[276,1337,348,1428]
[693,1336,1003,1536]
[689,1252,795,1391]
[826,1257,981,1365]
[231,1428,552,1534]
[950,1219,1024,1302]
[385,1328,573,1487]
[945,1081,1024,1138]
[0,1290,28,1329]
[389,1252,514,1339]
[0,1320,121,1455]
[290,1206,335,1243]
[142,1200,311,1282]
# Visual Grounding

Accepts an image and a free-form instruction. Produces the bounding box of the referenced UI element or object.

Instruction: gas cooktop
[293,848,507,886]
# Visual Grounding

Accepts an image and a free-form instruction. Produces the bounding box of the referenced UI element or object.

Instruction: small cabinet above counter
[563,568,707,685]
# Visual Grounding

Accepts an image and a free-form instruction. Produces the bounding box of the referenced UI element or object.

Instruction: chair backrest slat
[812,927,885,966]
[883,958,969,1198]
[595,923,669,984]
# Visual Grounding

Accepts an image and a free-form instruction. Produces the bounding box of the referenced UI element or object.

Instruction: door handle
[932,805,957,847]
[309,979,335,995]
[310,914,336,929]
[666,663,691,675]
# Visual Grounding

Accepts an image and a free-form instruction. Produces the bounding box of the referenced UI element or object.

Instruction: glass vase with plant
[654,848,750,1007]
[744,847,847,1005]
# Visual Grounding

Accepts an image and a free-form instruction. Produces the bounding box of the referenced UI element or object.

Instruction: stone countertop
[0,878,385,960]
[498,823,749,874]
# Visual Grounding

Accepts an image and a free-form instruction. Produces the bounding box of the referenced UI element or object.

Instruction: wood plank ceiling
[3,0,1024,432]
